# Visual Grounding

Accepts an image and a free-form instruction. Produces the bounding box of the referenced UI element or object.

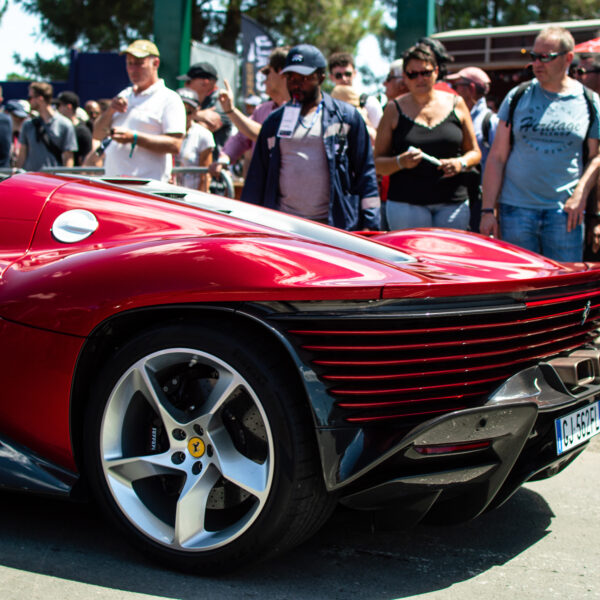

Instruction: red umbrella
[574,37,600,53]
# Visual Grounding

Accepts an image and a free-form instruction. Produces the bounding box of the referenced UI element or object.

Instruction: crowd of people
[1,25,600,262]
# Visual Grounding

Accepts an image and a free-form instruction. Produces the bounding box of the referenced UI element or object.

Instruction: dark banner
[241,15,275,101]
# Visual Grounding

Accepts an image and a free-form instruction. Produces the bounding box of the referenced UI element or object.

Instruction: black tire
[83,322,335,573]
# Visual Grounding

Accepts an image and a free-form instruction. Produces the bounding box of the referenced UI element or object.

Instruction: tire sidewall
[83,322,311,572]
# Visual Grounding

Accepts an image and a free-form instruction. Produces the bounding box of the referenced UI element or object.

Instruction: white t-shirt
[177,122,215,189]
[104,79,186,181]
[279,106,330,221]
[363,94,383,128]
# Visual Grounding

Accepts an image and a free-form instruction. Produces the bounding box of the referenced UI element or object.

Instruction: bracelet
[481,208,495,214]
[396,155,404,170]
[129,132,137,158]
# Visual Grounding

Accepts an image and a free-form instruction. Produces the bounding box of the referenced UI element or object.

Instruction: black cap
[281,44,327,76]
[56,91,80,108]
[177,62,218,81]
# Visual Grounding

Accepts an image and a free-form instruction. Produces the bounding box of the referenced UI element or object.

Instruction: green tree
[14,0,384,78]
[376,0,600,61]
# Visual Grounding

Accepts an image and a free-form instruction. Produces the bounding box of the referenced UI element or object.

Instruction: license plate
[555,400,600,455]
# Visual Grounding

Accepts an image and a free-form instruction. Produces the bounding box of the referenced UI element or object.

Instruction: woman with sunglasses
[480,26,600,262]
[374,43,480,231]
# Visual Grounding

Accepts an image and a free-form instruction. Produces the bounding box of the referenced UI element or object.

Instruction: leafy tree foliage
[434,0,600,33]
[16,0,153,50]
[10,0,600,79]
[13,0,383,78]
[376,0,600,60]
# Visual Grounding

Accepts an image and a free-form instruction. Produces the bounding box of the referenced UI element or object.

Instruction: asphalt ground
[0,436,598,600]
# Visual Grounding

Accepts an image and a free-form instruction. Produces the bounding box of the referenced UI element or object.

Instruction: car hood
[1,173,598,308]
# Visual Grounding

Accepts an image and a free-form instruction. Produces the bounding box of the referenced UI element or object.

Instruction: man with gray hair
[383,59,407,102]
[481,25,600,262]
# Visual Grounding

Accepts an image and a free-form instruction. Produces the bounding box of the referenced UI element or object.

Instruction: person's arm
[218,79,262,141]
[62,151,74,167]
[93,95,125,140]
[374,99,422,175]
[438,96,481,177]
[564,140,600,232]
[197,147,213,192]
[195,109,222,132]
[110,128,183,155]
[15,142,27,169]
[347,108,380,230]
[480,119,512,237]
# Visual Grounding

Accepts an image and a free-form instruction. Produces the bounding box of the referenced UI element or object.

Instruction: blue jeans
[499,204,584,262]
[386,200,470,230]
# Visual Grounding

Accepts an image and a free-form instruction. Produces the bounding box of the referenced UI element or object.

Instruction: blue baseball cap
[282,44,327,76]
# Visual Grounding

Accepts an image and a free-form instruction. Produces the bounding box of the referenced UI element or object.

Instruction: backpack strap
[507,81,532,147]
[32,116,63,164]
[581,85,596,164]
[481,110,493,147]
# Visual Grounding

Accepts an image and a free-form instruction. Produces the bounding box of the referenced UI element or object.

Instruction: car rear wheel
[84,323,334,573]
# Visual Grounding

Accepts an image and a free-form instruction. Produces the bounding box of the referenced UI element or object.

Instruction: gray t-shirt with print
[497,79,600,210]
[19,112,78,170]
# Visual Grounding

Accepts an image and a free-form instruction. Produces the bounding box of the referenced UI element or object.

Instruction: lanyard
[298,101,323,130]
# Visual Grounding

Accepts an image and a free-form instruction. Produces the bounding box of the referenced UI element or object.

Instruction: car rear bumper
[326,362,600,522]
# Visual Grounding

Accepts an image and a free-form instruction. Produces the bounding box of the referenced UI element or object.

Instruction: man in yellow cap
[93,39,186,181]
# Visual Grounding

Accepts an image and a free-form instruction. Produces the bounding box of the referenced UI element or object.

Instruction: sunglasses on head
[575,67,600,76]
[333,71,353,79]
[404,69,435,80]
[529,50,567,63]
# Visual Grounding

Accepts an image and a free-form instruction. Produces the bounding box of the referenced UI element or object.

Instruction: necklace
[298,102,323,130]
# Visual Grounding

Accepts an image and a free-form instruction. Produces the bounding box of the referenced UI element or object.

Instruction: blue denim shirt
[241,92,380,230]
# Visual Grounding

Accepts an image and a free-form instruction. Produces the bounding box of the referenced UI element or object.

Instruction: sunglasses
[384,75,402,83]
[261,68,271,76]
[575,67,600,76]
[333,71,353,79]
[529,50,567,63]
[404,69,435,80]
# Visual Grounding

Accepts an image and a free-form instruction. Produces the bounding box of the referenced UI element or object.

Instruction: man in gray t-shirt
[481,26,600,262]
[17,82,77,171]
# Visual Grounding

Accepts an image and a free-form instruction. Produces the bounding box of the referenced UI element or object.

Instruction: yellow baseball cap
[122,39,160,58]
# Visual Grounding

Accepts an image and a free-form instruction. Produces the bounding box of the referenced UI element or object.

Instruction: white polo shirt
[104,79,186,181]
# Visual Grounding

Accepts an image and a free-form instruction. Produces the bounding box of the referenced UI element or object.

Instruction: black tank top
[387,98,468,206]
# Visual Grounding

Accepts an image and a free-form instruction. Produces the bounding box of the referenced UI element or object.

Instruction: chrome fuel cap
[52,209,99,243]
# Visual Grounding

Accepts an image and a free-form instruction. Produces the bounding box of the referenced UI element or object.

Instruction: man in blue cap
[241,44,380,230]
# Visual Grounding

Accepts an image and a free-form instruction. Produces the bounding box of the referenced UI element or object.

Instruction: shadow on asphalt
[0,486,553,599]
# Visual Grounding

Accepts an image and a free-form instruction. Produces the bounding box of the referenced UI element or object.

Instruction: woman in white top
[176,88,215,192]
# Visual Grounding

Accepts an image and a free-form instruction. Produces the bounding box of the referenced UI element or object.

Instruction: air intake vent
[269,284,600,432]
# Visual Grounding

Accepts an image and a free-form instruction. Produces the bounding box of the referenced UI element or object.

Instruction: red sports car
[1,172,599,573]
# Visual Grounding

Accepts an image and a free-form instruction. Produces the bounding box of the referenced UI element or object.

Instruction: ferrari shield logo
[188,437,206,458]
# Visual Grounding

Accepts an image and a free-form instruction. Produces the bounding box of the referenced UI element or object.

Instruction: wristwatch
[459,158,468,171]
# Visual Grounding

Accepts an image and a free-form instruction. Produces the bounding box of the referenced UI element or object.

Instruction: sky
[0,1,61,79]
[0,1,390,92]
